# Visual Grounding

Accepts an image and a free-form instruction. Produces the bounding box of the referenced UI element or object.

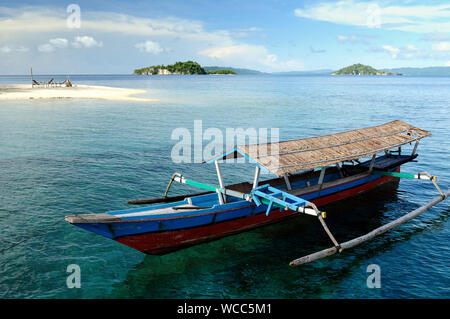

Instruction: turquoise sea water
[0,74,449,298]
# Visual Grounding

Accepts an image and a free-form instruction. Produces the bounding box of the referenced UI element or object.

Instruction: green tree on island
[133,61,236,75]
[207,69,236,74]
[332,63,400,75]
[134,61,206,75]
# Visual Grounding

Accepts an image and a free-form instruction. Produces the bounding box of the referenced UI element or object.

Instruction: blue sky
[1,0,450,74]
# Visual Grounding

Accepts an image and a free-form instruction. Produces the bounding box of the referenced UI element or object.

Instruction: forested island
[207,69,236,75]
[134,61,235,75]
[332,64,401,76]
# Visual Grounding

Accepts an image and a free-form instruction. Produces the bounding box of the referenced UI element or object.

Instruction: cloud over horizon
[0,2,450,74]
[0,5,302,72]
[294,1,450,34]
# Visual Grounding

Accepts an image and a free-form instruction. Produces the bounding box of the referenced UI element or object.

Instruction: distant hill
[206,69,236,75]
[204,66,264,75]
[332,64,399,76]
[382,67,450,76]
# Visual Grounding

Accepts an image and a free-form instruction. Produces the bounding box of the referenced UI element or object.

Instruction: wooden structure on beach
[64,120,448,266]
[30,68,72,88]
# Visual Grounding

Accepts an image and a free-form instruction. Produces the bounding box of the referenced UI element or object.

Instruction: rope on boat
[289,188,450,267]
[163,172,182,198]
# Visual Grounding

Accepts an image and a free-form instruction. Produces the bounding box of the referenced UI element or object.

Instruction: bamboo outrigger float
[65,120,448,266]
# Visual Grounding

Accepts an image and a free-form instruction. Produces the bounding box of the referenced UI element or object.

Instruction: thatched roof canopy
[206,120,431,176]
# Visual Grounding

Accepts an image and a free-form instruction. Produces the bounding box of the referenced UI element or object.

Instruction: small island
[207,69,236,75]
[331,64,401,76]
[134,61,235,75]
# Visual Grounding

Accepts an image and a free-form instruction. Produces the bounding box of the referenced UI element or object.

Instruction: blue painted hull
[71,166,401,254]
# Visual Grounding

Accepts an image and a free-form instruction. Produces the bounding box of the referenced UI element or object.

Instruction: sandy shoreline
[0,84,158,102]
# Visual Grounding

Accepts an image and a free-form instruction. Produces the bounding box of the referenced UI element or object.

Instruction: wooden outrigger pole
[290,169,448,267]
[290,188,449,267]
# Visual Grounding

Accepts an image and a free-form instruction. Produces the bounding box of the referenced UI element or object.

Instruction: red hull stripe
[116,173,397,254]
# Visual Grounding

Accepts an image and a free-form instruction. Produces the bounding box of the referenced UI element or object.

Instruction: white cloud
[37,43,55,53]
[230,27,265,39]
[0,7,231,45]
[432,42,450,52]
[38,36,103,53]
[264,54,277,63]
[294,1,450,33]
[199,44,303,71]
[38,37,68,52]
[445,61,450,67]
[135,40,164,54]
[262,56,304,71]
[338,35,361,44]
[374,44,428,60]
[381,45,400,59]
[49,38,68,48]
[0,7,235,58]
[72,36,103,48]
[38,36,102,52]
[0,6,297,72]
[337,34,372,45]
[338,35,351,42]
[0,45,29,53]
[199,44,265,60]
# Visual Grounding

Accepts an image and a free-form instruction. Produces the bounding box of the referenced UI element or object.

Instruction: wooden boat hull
[114,168,399,255]
[64,121,433,258]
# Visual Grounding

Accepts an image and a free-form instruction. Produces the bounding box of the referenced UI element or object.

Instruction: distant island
[134,61,235,75]
[207,69,236,75]
[203,66,262,75]
[132,61,450,76]
[382,66,450,77]
[331,64,401,76]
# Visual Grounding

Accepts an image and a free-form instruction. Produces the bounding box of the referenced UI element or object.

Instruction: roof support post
[336,163,344,178]
[283,174,292,191]
[252,166,261,189]
[215,160,226,204]
[368,154,376,172]
[411,140,420,156]
[318,167,326,186]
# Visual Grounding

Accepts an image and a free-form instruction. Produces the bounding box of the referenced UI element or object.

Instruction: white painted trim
[215,161,226,203]
[252,166,261,189]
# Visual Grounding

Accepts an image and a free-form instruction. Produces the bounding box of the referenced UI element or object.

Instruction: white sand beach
[0,84,158,102]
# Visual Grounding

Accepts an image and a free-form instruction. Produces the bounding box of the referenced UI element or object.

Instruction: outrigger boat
[65,120,448,266]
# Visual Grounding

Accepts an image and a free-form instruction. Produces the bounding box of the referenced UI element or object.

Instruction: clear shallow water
[0,74,449,298]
